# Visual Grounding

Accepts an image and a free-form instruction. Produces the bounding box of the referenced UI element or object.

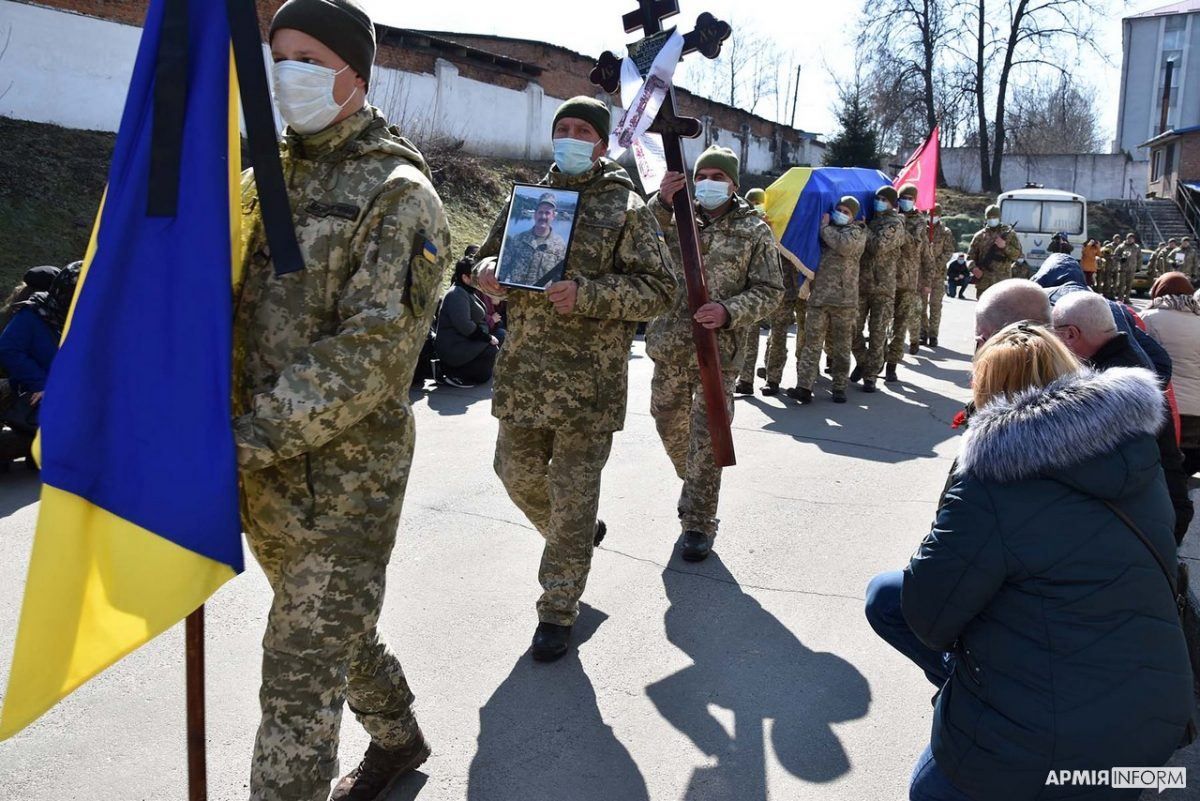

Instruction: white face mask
[695,179,732,210]
[272,60,358,135]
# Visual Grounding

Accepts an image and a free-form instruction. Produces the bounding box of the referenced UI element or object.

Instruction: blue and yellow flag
[0,0,243,738]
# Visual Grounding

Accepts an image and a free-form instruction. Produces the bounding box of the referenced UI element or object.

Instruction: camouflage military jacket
[1099,246,1115,271]
[808,221,866,308]
[923,222,956,285]
[897,211,931,292]
[233,106,450,526]
[477,158,674,433]
[645,194,784,370]
[500,228,568,287]
[1169,246,1198,275]
[860,210,906,297]
[967,224,1023,274]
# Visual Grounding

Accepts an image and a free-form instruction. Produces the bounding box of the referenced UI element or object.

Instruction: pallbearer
[646,146,783,561]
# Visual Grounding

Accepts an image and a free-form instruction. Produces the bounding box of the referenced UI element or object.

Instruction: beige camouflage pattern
[921,221,956,339]
[499,228,568,287]
[853,210,905,378]
[647,194,783,537]
[887,211,930,361]
[1150,245,1169,280]
[476,158,674,627]
[738,322,763,384]
[764,298,806,385]
[1097,245,1115,297]
[967,223,1022,298]
[1168,245,1199,281]
[233,106,450,801]
[494,423,613,626]
[650,365,737,537]
[1114,241,1139,301]
[796,221,867,390]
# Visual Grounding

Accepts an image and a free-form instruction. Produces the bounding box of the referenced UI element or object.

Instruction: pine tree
[824,85,882,168]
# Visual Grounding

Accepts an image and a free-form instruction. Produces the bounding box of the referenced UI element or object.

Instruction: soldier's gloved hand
[694,302,729,329]
[659,171,687,205]
[546,280,578,315]
[993,236,1007,248]
[474,257,506,297]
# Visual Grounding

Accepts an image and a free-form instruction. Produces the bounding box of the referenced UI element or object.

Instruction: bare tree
[1006,76,1104,154]
[682,24,783,116]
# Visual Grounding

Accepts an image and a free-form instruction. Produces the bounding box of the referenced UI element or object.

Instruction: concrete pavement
[0,290,1197,800]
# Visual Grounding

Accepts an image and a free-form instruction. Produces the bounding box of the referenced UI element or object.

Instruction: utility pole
[789,64,801,128]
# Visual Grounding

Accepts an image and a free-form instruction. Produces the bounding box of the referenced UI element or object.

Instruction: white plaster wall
[0,0,140,132]
[941,148,1148,201]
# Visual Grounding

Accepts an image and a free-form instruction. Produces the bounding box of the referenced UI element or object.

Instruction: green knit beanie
[875,185,898,205]
[270,0,377,88]
[838,195,860,217]
[694,146,740,186]
[985,204,1001,218]
[553,97,611,140]
[745,187,766,204]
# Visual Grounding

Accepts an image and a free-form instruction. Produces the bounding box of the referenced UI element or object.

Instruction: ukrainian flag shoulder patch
[422,239,438,263]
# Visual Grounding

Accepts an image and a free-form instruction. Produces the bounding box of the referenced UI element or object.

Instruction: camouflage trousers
[1115,269,1134,302]
[851,292,895,379]
[650,363,737,538]
[920,278,945,340]
[796,305,856,391]
[975,267,1011,299]
[495,422,613,627]
[244,459,420,800]
[886,289,921,364]
[763,298,807,385]
[738,321,764,384]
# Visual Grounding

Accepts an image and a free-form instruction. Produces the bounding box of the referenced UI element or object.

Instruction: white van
[996,188,1088,271]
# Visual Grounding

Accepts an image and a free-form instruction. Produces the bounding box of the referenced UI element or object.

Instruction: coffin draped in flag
[0,0,243,738]
[765,166,892,282]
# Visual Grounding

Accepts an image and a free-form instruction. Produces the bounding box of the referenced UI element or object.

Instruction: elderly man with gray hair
[1052,291,1193,543]
[974,278,1052,348]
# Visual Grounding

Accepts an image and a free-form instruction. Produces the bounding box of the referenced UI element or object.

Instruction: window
[1153,149,1164,182]
[999,199,1085,235]
[1167,143,1177,176]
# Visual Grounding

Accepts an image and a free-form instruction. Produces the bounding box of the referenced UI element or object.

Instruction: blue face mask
[987,217,1000,228]
[831,211,851,226]
[874,199,891,213]
[553,137,598,176]
[695,179,732,210]
[898,198,916,213]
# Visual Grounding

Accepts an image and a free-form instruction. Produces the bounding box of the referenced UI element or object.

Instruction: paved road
[0,292,1197,800]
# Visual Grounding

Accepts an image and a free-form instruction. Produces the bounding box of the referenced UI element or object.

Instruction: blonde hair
[972,322,1081,409]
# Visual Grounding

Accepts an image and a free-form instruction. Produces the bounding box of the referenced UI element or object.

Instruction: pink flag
[893,125,939,212]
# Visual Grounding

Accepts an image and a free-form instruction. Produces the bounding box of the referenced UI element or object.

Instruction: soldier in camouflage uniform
[789,196,866,404]
[1150,241,1170,281]
[884,183,929,382]
[966,204,1023,298]
[474,97,675,661]
[1097,241,1115,298]
[1169,237,1199,282]
[646,146,783,561]
[234,4,450,800]
[1115,232,1140,303]
[498,192,568,287]
[735,187,772,394]
[850,185,906,392]
[919,203,956,349]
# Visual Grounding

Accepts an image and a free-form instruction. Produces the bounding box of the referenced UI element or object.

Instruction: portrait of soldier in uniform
[497,187,577,290]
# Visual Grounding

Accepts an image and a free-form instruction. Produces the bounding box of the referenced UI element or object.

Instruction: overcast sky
[360,0,1173,143]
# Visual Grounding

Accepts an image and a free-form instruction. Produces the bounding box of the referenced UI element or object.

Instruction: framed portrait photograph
[495,184,580,291]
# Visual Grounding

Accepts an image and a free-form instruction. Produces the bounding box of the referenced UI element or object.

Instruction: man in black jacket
[1053,291,1193,543]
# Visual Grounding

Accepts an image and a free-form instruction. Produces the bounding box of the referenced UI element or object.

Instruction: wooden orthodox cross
[590,1,736,467]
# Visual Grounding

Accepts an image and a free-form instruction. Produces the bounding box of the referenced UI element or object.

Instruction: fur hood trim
[957,367,1163,483]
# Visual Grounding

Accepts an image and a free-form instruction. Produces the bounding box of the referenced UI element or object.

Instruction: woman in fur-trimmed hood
[900,324,1192,801]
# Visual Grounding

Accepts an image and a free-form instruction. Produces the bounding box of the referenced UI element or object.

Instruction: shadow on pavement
[0,470,41,519]
[409,383,492,417]
[381,771,428,800]
[467,604,649,801]
[647,554,871,800]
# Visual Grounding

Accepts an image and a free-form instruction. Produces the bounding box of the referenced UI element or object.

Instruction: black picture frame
[495,184,581,292]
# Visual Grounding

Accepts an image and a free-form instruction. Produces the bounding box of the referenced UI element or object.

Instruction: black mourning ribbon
[226,0,304,275]
[147,0,188,217]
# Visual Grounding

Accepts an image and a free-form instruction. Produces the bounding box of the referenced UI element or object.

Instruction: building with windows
[1116,1,1200,163]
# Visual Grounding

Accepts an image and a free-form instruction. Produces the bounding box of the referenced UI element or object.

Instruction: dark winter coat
[435,284,492,368]
[902,367,1193,801]
[0,308,60,393]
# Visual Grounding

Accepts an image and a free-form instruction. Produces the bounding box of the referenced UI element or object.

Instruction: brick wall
[1179,135,1200,183]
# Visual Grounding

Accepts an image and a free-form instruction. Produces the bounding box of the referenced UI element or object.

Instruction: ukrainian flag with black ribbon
[0,0,244,738]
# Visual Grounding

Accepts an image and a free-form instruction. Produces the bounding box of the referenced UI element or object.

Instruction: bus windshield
[1000,199,1085,235]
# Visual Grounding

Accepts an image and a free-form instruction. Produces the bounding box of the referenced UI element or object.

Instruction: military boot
[832,388,847,404]
[885,363,899,383]
[531,621,572,662]
[756,367,767,379]
[330,736,431,801]
[760,381,780,396]
[919,332,927,345]
[908,341,919,355]
[861,378,877,393]
[849,362,863,383]
[593,519,607,546]
[734,380,754,395]
[785,386,813,404]
[928,335,938,348]
[679,530,712,562]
